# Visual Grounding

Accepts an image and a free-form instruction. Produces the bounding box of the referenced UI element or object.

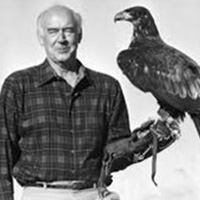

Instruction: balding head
[37,5,82,39]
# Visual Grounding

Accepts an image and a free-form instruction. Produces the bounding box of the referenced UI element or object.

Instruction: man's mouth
[56,47,70,53]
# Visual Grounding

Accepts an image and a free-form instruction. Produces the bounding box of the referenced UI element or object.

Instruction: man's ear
[37,30,44,46]
[78,30,82,43]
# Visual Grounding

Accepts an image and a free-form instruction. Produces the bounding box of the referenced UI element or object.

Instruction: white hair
[37,5,82,37]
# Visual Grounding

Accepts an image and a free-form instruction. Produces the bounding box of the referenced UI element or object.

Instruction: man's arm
[106,80,131,143]
[98,80,130,187]
[100,80,179,186]
[0,77,21,200]
[101,116,179,186]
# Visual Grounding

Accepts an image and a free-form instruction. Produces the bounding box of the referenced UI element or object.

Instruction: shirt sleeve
[107,80,131,143]
[0,77,21,200]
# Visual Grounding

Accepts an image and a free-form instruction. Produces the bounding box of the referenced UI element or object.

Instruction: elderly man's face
[39,8,80,64]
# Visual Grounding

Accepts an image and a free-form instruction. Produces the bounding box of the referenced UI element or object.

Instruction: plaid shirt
[0,60,130,200]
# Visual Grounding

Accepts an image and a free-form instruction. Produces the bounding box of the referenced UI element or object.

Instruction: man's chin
[55,55,71,63]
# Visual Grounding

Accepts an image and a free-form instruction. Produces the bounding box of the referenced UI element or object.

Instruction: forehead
[42,8,76,28]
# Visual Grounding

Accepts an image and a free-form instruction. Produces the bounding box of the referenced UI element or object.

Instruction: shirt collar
[37,59,57,87]
[37,59,95,88]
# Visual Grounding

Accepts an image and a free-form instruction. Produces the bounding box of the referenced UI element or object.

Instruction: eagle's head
[114,6,159,40]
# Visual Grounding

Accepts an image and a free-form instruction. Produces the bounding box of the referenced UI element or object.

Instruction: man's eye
[47,29,59,34]
[64,28,75,33]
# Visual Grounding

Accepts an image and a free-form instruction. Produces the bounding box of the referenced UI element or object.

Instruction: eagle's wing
[118,42,200,100]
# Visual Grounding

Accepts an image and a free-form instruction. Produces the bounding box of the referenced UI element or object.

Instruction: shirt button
[71,150,75,154]
[74,92,79,97]
[70,130,74,134]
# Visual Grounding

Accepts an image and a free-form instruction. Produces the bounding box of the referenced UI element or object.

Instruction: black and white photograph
[1,0,200,200]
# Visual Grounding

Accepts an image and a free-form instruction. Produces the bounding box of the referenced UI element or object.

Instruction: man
[0,5,130,200]
[0,5,177,200]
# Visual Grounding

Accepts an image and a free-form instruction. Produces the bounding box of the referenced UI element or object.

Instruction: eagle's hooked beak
[114,11,132,22]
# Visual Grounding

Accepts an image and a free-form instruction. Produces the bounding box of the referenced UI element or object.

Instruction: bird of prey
[114,6,200,137]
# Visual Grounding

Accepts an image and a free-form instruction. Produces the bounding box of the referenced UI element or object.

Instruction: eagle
[114,6,200,137]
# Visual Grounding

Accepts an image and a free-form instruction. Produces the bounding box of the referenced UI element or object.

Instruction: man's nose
[58,30,66,42]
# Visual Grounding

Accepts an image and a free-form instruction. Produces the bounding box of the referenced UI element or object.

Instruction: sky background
[1,0,200,199]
